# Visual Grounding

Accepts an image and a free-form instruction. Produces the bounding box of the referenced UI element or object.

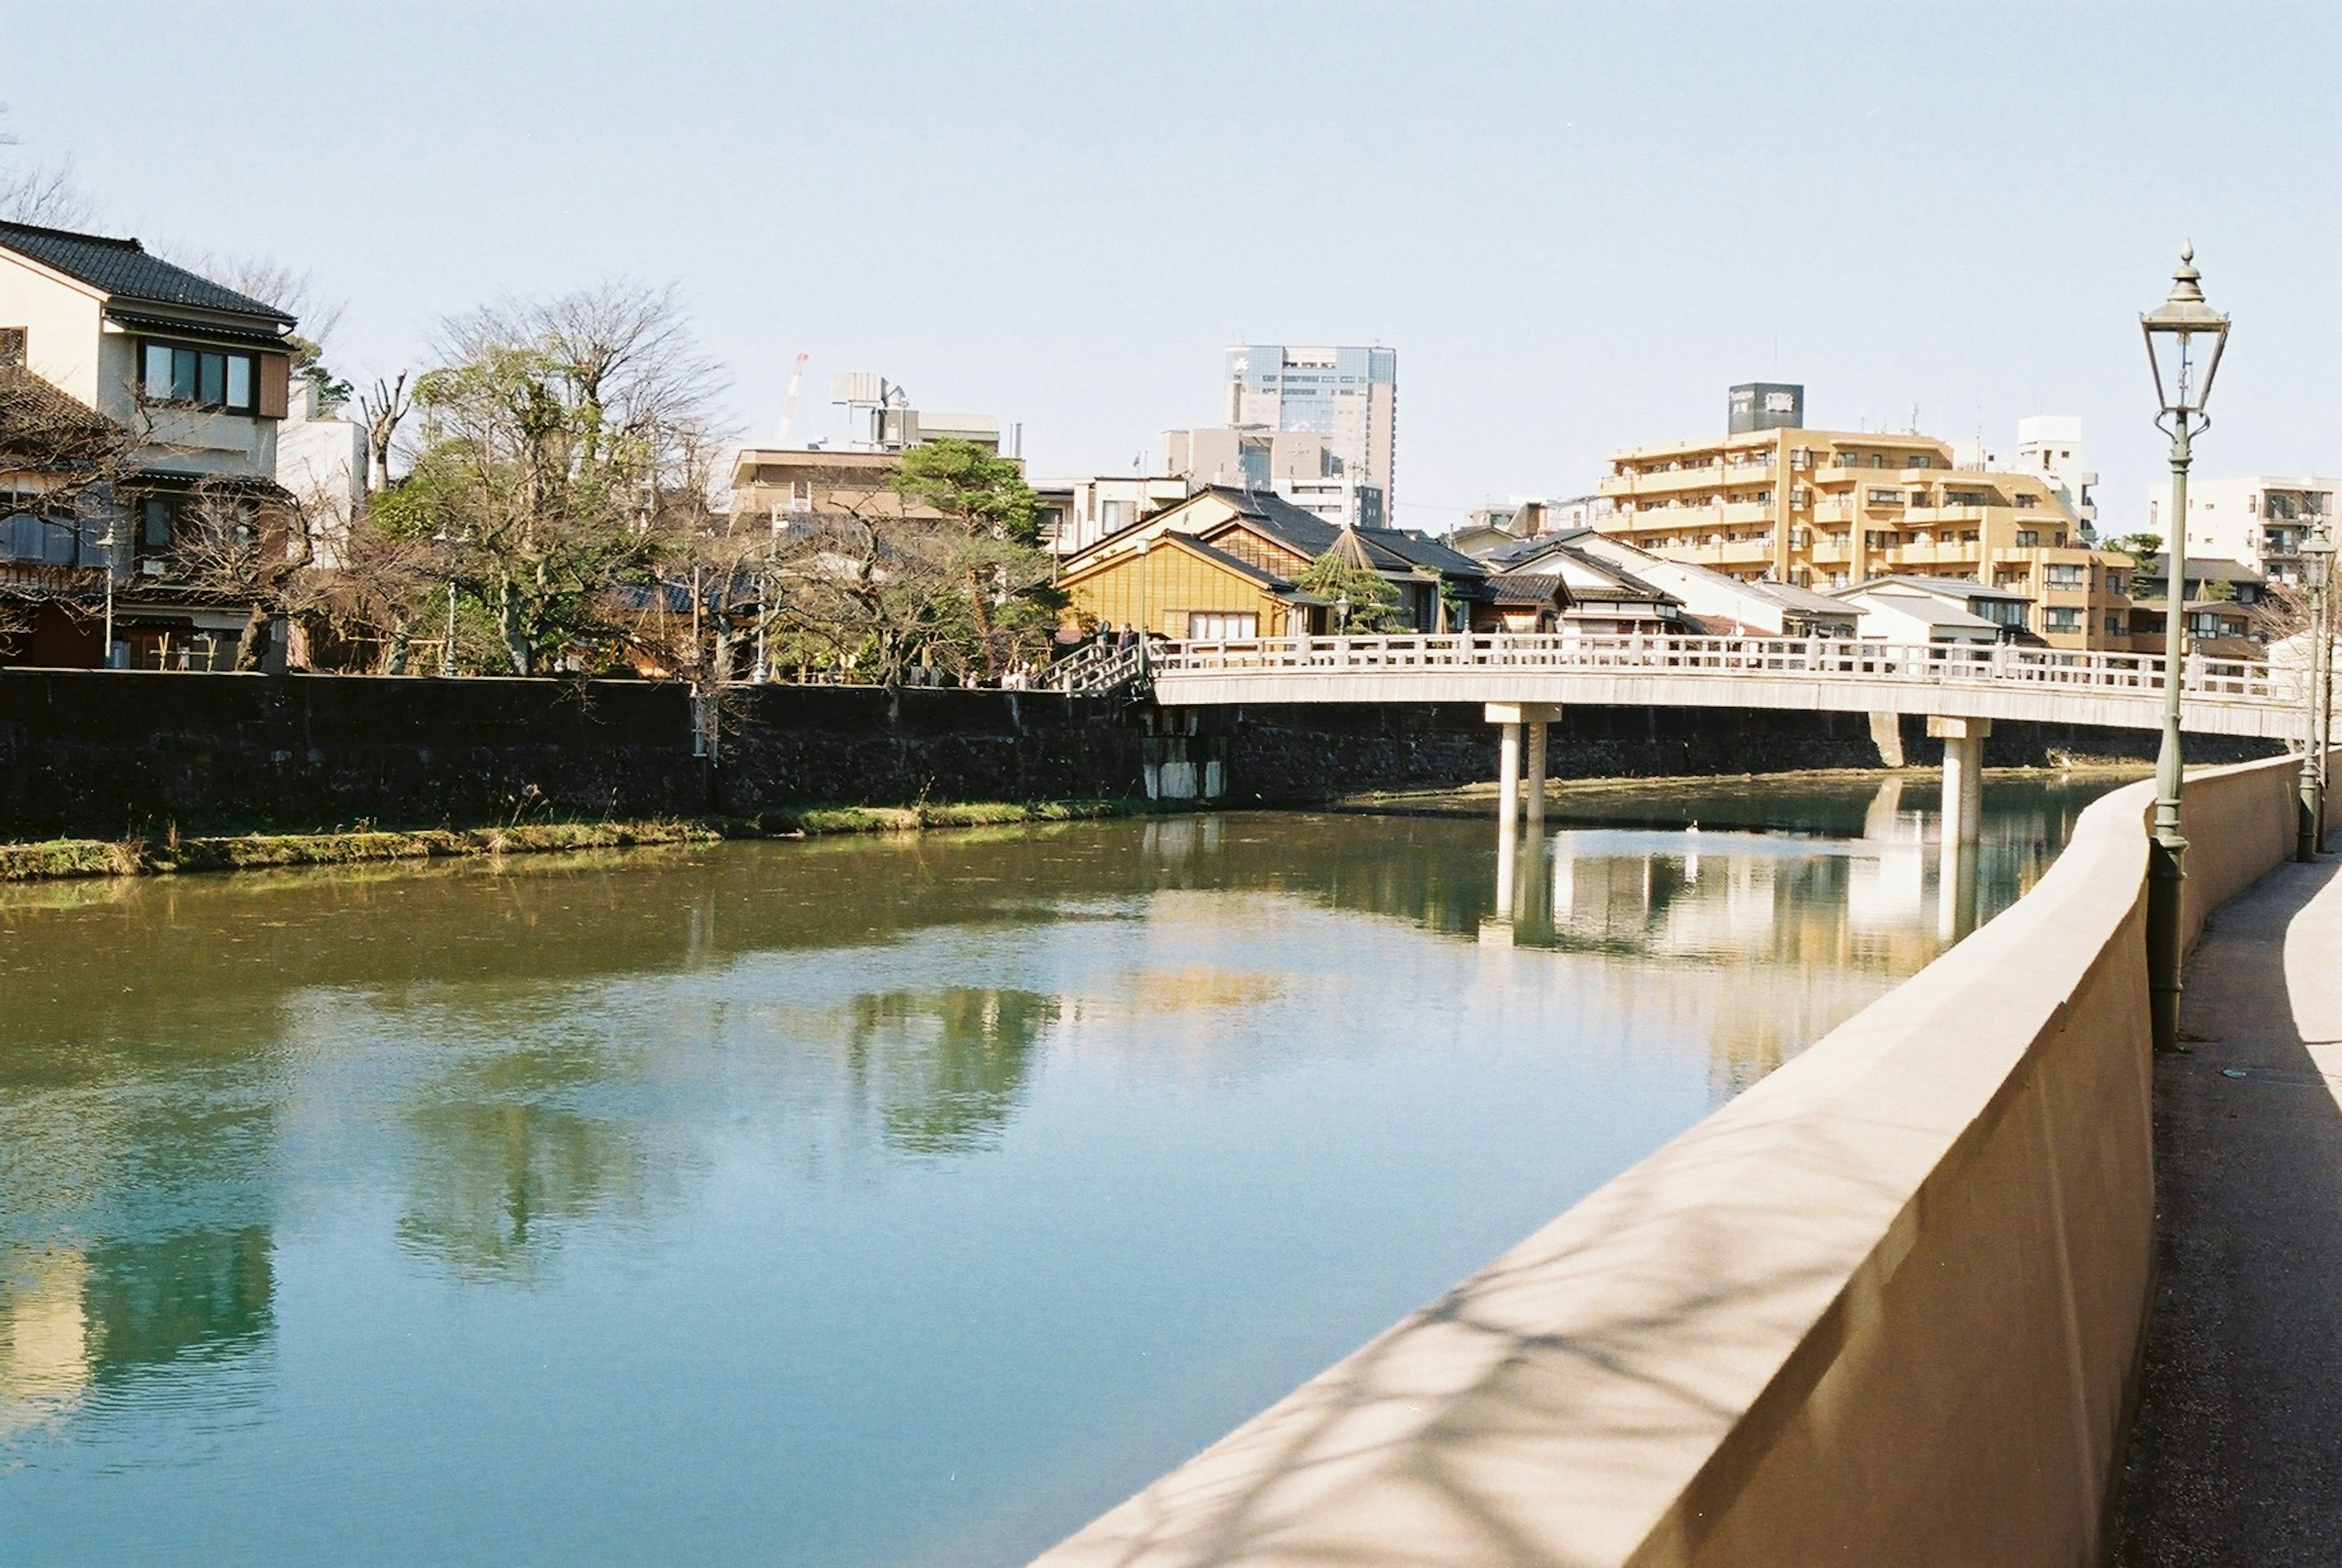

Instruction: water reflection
[848,988,1056,1156]
[1486,772,2110,963]
[398,1047,651,1285]
[0,773,2131,1564]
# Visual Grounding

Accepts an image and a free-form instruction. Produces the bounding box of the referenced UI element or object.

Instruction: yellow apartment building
[1592,392,2132,652]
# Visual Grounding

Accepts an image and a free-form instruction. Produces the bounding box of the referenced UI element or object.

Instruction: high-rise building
[1222,345,1397,506]
[2146,474,2338,585]
[1591,387,2133,652]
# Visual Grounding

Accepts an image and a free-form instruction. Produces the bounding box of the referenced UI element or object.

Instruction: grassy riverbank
[0,798,1142,884]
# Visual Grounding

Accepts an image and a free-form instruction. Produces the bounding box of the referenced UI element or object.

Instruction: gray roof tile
[0,221,293,325]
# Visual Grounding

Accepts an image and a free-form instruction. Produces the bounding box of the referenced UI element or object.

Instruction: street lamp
[2140,243,2231,1052]
[101,517,120,668]
[2299,521,2335,861]
[432,527,459,678]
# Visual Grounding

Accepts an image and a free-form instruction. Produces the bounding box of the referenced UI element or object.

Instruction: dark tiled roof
[1204,486,1487,579]
[0,365,113,449]
[0,221,293,325]
[1486,571,1570,606]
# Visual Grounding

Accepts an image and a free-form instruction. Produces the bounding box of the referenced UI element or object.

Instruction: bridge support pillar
[1486,703,1563,826]
[1525,720,1549,828]
[1928,715,1991,850]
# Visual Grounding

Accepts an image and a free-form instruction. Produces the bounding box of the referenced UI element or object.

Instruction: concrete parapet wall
[1032,750,2336,1567]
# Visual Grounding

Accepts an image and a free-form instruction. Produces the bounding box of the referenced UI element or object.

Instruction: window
[1974,599,2027,627]
[2107,574,2126,595]
[2107,615,2125,635]
[1866,488,1903,506]
[788,479,812,514]
[0,326,23,367]
[2016,529,2039,548]
[142,496,177,549]
[1910,454,1933,469]
[2045,607,2082,634]
[1870,453,1886,469]
[2015,494,2037,509]
[2188,610,2225,637]
[1187,612,1257,640]
[141,340,259,413]
[2046,564,2083,588]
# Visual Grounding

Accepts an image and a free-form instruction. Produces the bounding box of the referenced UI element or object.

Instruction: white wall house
[0,218,300,667]
[1572,532,1858,636]
[1833,577,2016,644]
[1039,474,1193,556]
[275,379,367,567]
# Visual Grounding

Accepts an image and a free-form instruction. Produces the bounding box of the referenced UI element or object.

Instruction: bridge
[1053,632,2315,845]
[1059,631,2303,739]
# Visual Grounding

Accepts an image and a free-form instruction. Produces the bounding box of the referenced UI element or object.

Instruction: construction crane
[776,352,809,445]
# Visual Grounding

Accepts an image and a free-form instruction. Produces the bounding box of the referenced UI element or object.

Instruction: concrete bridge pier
[1486,703,1564,826]
[1930,715,1991,849]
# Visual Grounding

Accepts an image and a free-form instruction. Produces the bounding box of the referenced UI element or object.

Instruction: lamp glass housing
[2141,246,2231,418]
[2302,529,2335,590]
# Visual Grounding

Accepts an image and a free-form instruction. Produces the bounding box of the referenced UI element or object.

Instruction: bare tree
[310,510,443,671]
[0,107,95,228]
[169,481,319,670]
[359,372,411,493]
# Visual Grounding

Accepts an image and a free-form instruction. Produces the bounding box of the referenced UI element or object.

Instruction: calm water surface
[0,775,2125,1564]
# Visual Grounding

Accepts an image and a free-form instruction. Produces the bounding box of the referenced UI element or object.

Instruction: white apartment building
[2146,474,2338,585]
[2013,417,2097,538]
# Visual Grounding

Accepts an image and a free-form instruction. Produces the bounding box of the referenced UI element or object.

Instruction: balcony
[1878,542,1985,571]
[0,559,104,595]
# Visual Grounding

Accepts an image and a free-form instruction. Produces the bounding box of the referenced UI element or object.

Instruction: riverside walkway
[2115,845,2342,1566]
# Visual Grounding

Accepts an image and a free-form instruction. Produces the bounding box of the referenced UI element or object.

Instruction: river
[0,771,2127,1565]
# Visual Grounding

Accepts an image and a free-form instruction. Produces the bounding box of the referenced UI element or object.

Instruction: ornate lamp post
[2140,245,2231,1052]
[2300,522,2335,861]
[432,527,460,678]
[101,517,120,668]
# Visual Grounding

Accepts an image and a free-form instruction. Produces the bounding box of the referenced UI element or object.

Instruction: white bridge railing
[1110,632,2297,710]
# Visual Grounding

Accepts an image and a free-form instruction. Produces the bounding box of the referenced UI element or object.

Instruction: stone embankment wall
[1030,751,2340,1568]
[0,673,1142,839]
[0,668,2285,840]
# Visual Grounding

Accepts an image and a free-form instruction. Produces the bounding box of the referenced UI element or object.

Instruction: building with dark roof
[0,220,301,669]
[1057,484,1489,639]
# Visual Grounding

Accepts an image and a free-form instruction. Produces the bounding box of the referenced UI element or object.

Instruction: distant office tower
[1223,345,1397,507]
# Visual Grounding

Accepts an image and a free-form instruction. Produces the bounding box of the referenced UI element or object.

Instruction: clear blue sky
[4,1,2335,533]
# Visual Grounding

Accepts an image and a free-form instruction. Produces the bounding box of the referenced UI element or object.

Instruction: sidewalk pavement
[2114,849,2342,1566]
